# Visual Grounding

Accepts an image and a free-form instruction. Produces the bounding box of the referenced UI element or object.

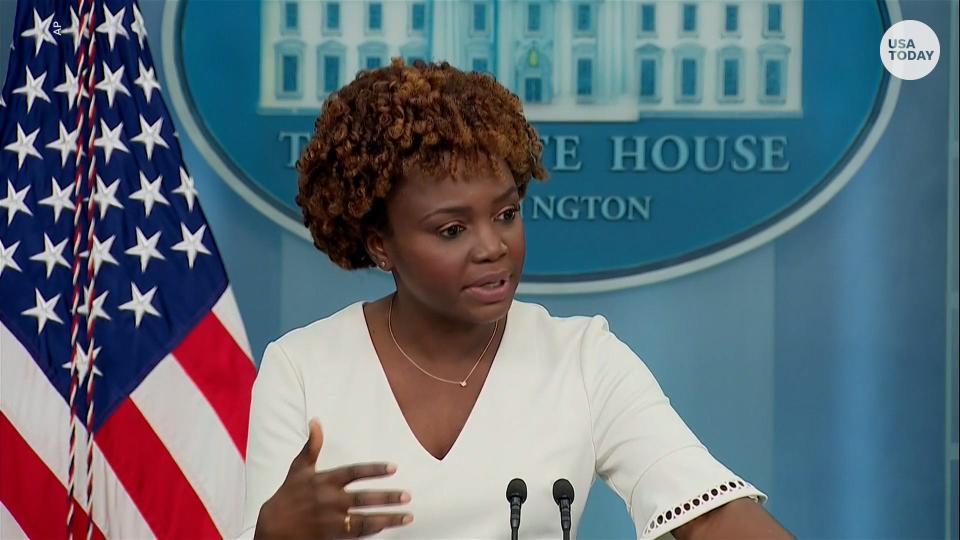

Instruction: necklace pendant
[459,381,467,387]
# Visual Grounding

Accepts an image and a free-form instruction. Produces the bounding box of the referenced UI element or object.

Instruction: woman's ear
[365,231,391,271]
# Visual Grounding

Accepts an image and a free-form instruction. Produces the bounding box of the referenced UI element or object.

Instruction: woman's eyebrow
[418,186,519,223]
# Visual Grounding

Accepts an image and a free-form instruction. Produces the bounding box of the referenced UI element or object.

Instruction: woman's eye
[439,225,465,239]
[500,207,519,221]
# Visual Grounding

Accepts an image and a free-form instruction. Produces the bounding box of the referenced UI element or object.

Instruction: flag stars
[4,123,42,170]
[96,5,129,51]
[92,176,124,219]
[54,63,87,110]
[0,239,23,278]
[134,59,161,104]
[93,119,129,164]
[45,121,81,167]
[0,180,33,224]
[119,283,160,327]
[125,227,166,272]
[95,63,131,108]
[38,177,76,222]
[131,116,170,160]
[131,4,148,48]
[13,67,51,113]
[173,167,198,211]
[130,172,170,217]
[20,9,56,56]
[60,7,86,54]
[29,233,69,278]
[77,286,111,323]
[172,223,211,269]
[21,289,63,334]
[63,345,103,382]
[80,234,119,273]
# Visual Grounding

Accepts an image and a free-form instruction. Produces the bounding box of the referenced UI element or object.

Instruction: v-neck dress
[240,300,765,539]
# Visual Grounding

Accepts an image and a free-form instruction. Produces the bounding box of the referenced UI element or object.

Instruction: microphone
[552,478,575,540]
[505,478,527,540]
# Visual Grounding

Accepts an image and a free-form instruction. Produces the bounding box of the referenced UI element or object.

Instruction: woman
[243,59,792,540]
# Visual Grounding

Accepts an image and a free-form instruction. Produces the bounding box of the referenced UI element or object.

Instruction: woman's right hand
[254,419,413,539]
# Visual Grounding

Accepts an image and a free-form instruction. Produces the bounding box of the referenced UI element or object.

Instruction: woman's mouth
[464,278,511,303]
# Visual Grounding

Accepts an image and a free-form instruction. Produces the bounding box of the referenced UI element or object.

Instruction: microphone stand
[506,478,527,540]
[553,479,575,540]
[558,497,572,540]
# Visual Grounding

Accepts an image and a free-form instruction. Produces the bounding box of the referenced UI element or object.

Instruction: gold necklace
[387,294,498,388]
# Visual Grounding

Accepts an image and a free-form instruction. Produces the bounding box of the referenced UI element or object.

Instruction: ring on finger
[344,514,352,534]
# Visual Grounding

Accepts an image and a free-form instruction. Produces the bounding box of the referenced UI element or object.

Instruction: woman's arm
[576,317,781,539]
[673,498,794,540]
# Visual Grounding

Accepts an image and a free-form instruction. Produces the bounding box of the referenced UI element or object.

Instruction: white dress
[241,300,765,539]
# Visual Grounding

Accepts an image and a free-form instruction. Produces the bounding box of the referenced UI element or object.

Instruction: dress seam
[271,340,308,424]
[577,317,601,483]
[626,443,706,509]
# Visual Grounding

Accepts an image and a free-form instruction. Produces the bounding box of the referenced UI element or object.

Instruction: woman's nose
[472,223,508,262]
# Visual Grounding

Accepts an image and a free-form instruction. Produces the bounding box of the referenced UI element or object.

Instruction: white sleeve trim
[640,478,765,539]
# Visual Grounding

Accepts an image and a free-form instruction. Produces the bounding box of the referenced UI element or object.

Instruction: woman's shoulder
[267,301,366,358]
[511,299,614,346]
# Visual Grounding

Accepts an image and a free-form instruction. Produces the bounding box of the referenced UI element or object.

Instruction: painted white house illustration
[258,0,803,121]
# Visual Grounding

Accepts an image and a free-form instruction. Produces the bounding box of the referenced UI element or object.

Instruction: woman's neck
[386,292,503,368]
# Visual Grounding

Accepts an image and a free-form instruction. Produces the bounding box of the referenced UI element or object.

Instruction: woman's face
[376,155,525,325]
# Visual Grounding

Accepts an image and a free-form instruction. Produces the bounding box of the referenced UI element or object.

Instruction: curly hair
[295,58,548,270]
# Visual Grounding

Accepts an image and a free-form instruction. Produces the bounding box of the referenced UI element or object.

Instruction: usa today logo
[881,20,940,80]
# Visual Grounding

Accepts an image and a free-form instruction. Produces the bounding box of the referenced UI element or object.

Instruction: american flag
[0,0,255,537]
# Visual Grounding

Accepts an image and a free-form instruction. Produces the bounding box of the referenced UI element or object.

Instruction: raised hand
[254,419,413,539]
